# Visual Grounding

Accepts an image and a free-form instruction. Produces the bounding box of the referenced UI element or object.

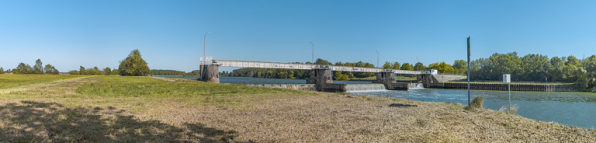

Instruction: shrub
[465,94,484,111]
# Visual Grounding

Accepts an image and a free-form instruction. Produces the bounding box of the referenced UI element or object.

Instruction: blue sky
[1,1,595,72]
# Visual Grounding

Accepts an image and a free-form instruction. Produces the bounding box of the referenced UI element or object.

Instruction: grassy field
[0,75,594,142]
[0,74,85,89]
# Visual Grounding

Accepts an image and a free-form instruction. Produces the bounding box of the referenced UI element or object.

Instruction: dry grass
[0,75,595,142]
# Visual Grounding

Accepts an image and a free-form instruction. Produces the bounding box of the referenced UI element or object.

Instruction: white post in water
[503,74,511,110]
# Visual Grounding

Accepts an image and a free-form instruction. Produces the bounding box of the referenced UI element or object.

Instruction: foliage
[465,94,485,111]
[69,70,79,75]
[453,60,467,75]
[400,63,414,70]
[44,64,59,74]
[151,69,199,76]
[118,49,150,76]
[392,62,401,70]
[467,52,596,91]
[333,71,349,81]
[34,59,44,74]
[414,62,425,71]
[0,67,4,74]
[382,61,392,69]
[11,59,59,74]
[104,67,112,75]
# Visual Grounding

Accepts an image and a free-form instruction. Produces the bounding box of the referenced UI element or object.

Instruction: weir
[199,58,455,92]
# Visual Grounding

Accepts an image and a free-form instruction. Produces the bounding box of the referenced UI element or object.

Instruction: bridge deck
[212,59,424,74]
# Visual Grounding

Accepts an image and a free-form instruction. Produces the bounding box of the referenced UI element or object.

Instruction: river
[162,76,596,129]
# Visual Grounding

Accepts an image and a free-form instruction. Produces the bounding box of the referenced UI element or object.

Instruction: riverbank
[430,82,577,92]
[0,75,594,142]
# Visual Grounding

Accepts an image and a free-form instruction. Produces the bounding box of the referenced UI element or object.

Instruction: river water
[162,76,596,129]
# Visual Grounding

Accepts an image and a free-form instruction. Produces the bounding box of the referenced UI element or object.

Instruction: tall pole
[467,36,471,107]
[376,50,379,68]
[509,82,511,110]
[310,42,315,65]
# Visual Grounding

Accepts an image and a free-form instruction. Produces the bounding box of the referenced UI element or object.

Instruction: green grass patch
[76,76,303,98]
[0,74,86,89]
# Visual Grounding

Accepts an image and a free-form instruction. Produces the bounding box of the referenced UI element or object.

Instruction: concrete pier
[373,72,409,90]
[199,64,220,83]
[306,69,346,92]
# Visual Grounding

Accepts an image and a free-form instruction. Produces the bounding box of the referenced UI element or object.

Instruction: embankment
[429,82,576,92]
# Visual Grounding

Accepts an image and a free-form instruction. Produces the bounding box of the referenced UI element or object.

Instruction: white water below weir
[346,84,387,92]
[409,83,424,89]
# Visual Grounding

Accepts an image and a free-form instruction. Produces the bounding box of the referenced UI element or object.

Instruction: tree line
[150,69,200,76]
[3,59,60,74]
[3,49,151,77]
[69,66,119,75]
[469,52,596,91]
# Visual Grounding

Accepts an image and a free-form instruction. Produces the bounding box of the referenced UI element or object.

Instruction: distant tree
[14,62,32,74]
[69,70,79,75]
[44,64,59,74]
[190,70,201,76]
[79,66,85,75]
[104,67,112,75]
[382,61,392,69]
[111,69,119,75]
[392,62,401,70]
[34,59,44,74]
[119,49,150,76]
[333,71,349,81]
[453,60,467,74]
[315,58,332,65]
[400,63,414,70]
[414,62,425,71]
[0,67,4,74]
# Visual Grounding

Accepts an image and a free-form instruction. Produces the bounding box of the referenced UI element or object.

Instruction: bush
[118,49,150,76]
[465,94,484,111]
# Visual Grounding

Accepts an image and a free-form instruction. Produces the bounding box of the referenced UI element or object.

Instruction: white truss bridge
[206,59,427,75]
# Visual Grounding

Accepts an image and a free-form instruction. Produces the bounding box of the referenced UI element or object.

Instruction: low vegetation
[0,75,594,142]
[0,74,84,89]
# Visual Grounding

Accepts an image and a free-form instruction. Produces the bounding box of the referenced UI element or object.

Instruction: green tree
[414,62,425,71]
[104,67,112,75]
[382,61,392,69]
[392,62,401,70]
[14,62,32,74]
[111,69,119,75]
[44,64,59,74]
[0,67,4,74]
[453,60,467,74]
[315,58,332,65]
[80,66,85,75]
[69,70,79,75]
[119,49,150,76]
[400,63,414,70]
[34,59,44,74]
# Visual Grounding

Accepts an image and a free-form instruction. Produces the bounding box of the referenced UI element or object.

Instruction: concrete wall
[432,75,466,82]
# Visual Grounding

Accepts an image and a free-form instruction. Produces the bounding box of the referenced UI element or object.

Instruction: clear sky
[1,1,595,72]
